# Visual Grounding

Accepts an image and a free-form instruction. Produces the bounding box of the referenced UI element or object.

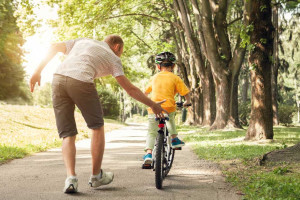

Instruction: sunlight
[23,3,60,85]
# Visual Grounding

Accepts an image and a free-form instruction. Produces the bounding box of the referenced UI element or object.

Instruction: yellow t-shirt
[145,71,190,114]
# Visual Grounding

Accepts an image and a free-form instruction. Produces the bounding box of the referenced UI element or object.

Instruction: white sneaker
[88,170,114,188]
[63,176,78,193]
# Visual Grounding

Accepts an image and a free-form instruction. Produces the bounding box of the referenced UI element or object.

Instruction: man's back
[56,38,124,83]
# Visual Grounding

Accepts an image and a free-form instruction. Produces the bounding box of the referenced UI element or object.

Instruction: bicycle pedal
[174,147,182,150]
[142,164,152,169]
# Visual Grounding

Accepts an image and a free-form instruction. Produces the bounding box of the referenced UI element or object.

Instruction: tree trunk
[227,36,246,129]
[119,90,126,122]
[241,66,249,103]
[195,87,202,124]
[272,3,279,126]
[227,66,243,128]
[210,73,231,129]
[190,0,216,126]
[202,66,216,126]
[199,0,246,130]
[246,0,274,140]
[260,142,300,164]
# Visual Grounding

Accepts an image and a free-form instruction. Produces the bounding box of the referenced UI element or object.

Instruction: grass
[179,125,300,200]
[0,105,124,164]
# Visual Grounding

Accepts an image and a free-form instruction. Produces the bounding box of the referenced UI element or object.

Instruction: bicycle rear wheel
[165,147,175,177]
[155,131,164,189]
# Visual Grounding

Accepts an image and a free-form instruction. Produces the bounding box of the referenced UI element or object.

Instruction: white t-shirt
[55,38,124,83]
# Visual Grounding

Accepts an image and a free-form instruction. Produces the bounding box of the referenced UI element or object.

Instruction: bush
[97,87,120,118]
[278,104,296,126]
[238,101,251,126]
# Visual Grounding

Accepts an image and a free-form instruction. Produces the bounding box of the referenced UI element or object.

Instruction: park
[0,0,299,199]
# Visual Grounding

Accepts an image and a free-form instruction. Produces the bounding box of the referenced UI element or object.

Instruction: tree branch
[103,13,182,30]
[227,16,243,26]
[130,30,152,50]
[104,13,169,23]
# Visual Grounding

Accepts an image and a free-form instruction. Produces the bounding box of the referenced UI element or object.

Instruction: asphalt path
[0,123,240,200]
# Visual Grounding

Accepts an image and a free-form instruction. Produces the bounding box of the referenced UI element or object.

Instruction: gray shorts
[52,74,104,138]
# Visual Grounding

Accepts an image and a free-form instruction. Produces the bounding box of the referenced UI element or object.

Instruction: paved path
[0,124,240,200]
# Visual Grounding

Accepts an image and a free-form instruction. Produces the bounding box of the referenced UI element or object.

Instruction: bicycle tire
[155,131,164,189]
[165,148,175,176]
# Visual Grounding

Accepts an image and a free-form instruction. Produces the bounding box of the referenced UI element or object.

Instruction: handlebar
[176,102,192,108]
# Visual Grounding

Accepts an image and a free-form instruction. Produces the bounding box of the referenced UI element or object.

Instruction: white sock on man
[91,170,102,179]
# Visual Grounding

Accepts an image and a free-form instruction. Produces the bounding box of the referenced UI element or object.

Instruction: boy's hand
[151,100,168,118]
[30,72,41,93]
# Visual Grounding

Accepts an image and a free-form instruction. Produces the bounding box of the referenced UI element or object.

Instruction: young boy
[143,52,191,165]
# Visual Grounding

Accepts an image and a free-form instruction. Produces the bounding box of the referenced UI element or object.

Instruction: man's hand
[30,72,41,93]
[151,100,168,118]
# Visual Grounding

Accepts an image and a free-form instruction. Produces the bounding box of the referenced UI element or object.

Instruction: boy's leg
[166,112,185,148]
[145,114,159,153]
[166,112,178,138]
[91,125,105,175]
[62,135,77,176]
[143,114,158,165]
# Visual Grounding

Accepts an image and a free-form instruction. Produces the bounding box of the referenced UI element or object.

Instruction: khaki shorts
[145,112,178,151]
[52,74,104,138]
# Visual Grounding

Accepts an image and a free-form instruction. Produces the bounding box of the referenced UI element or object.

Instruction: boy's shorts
[145,112,177,151]
[52,74,104,138]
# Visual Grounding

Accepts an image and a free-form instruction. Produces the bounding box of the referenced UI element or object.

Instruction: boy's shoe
[88,170,114,188]
[63,176,78,193]
[143,153,153,165]
[171,137,185,148]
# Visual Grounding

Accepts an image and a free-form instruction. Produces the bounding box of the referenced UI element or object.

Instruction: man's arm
[29,42,66,92]
[115,75,167,118]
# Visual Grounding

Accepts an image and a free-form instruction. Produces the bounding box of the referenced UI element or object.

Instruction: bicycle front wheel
[155,131,164,189]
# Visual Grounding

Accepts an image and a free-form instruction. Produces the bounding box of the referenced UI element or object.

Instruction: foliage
[0,0,30,101]
[238,101,251,126]
[278,104,296,125]
[32,82,52,106]
[96,84,120,118]
[277,6,299,113]
[14,0,40,37]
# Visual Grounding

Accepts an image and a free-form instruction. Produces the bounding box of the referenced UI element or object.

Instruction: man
[30,35,166,193]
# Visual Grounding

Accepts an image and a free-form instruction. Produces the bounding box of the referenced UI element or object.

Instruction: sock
[68,175,77,179]
[92,170,102,179]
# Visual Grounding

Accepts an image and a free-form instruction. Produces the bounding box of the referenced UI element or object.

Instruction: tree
[245,0,274,140]
[0,0,29,101]
[188,0,248,129]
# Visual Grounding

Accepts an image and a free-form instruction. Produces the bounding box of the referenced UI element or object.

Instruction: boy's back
[145,71,189,113]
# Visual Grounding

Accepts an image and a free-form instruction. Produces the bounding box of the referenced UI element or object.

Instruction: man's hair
[104,35,124,48]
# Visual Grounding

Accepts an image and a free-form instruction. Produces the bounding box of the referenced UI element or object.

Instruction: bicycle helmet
[155,52,176,66]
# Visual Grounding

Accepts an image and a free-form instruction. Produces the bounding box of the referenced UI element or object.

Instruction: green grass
[0,105,124,163]
[180,125,300,200]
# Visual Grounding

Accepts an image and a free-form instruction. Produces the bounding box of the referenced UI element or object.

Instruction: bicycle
[142,101,191,189]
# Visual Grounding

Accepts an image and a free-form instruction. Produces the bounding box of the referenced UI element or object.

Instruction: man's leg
[91,125,105,175]
[88,125,113,188]
[62,135,77,176]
